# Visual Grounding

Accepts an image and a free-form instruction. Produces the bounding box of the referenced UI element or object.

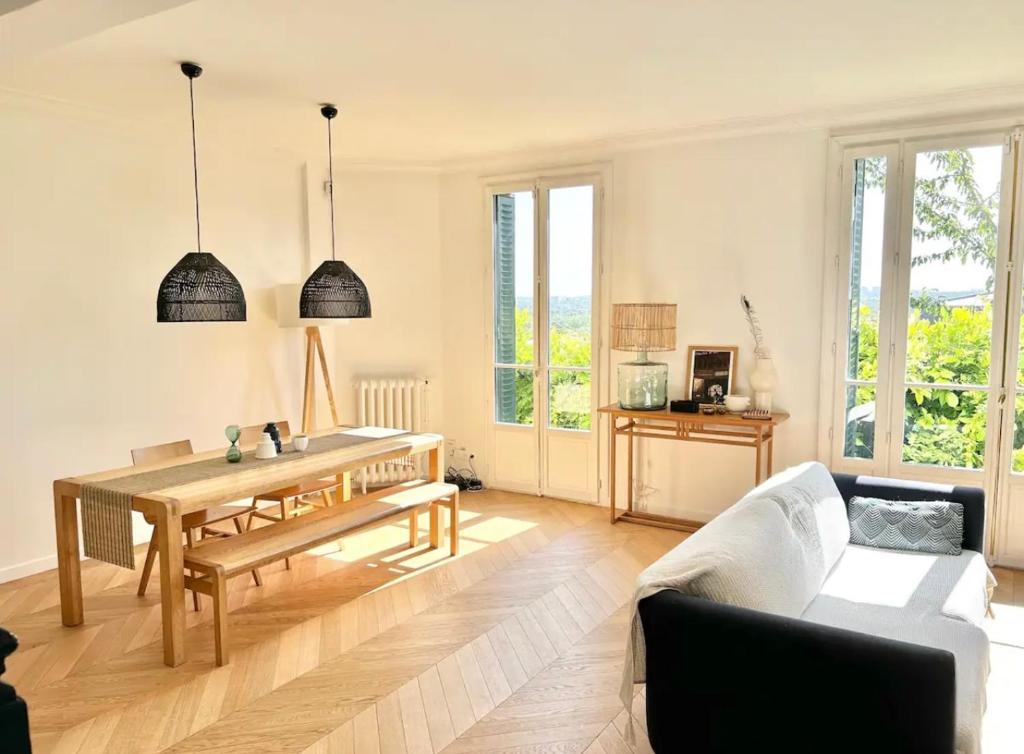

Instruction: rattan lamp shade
[299,260,371,318]
[610,303,677,352]
[157,252,246,322]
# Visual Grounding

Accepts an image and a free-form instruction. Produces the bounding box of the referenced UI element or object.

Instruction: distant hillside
[517,296,590,332]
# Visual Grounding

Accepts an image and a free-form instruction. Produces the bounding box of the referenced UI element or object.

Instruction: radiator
[356,378,429,492]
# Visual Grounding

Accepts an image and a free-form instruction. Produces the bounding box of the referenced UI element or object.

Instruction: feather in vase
[740,295,770,359]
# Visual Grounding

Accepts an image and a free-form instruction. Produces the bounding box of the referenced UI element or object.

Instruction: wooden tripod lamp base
[301,326,351,501]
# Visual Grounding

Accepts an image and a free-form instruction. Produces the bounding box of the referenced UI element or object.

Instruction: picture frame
[685,346,738,406]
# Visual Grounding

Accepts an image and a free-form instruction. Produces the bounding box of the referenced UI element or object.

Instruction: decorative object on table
[740,295,776,411]
[742,408,772,420]
[610,303,677,410]
[670,399,699,413]
[0,627,31,754]
[685,346,737,406]
[255,432,278,459]
[702,405,716,415]
[293,434,310,452]
[224,425,242,463]
[724,395,751,413]
[263,422,283,454]
[156,62,246,323]
[299,104,371,320]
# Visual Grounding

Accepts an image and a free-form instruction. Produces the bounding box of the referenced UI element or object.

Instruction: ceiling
[3,0,1024,166]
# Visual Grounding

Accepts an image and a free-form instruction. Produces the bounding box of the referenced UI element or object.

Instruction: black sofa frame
[638,472,985,754]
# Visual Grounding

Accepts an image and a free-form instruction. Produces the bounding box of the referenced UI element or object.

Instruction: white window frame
[481,165,610,500]
[821,119,1022,493]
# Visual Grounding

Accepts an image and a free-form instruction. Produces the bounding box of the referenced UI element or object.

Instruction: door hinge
[831,341,837,358]
[1007,260,1015,273]
[828,427,834,441]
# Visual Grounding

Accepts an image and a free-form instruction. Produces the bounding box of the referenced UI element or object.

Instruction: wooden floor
[1,490,1022,754]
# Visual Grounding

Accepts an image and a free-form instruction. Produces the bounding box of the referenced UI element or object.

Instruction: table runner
[81,429,409,569]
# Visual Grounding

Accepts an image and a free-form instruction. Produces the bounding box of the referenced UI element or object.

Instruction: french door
[829,128,1024,563]
[487,176,601,501]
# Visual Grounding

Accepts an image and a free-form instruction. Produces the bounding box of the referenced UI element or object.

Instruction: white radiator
[356,378,429,492]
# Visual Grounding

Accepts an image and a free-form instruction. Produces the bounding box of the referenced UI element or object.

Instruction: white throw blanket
[619,462,848,721]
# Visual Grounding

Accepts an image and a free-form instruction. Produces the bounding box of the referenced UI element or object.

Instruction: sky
[510,186,593,301]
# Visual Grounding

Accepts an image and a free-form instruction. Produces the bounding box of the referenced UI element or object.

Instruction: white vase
[749,357,777,412]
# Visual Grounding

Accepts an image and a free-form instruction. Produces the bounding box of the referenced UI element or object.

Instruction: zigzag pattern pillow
[848,496,963,556]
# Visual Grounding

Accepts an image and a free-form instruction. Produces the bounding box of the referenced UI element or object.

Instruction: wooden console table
[598,404,789,532]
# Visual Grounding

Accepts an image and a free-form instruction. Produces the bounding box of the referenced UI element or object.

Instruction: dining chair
[132,439,261,610]
[239,421,346,569]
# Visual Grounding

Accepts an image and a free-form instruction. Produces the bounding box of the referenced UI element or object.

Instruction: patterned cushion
[848,496,963,556]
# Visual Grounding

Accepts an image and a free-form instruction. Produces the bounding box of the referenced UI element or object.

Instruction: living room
[1,1,1022,752]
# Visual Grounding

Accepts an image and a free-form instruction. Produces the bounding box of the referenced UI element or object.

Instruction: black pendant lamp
[299,105,371,319]
[157,62,246,322]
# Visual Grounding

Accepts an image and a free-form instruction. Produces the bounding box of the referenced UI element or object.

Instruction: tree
[865,150,1000,288]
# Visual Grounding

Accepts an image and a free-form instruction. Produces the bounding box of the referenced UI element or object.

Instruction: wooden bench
[183,480,460,665]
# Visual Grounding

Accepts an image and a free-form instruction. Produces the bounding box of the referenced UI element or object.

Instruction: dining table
[52,426,444,667]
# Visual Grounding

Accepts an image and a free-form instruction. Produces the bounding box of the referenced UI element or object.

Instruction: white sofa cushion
[803,545,995,754]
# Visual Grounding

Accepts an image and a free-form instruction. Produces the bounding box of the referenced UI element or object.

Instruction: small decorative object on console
[724,394,751,413]
[224,424,242,463]
[292,433,310,452]
[670,399,699,413]
[742,408,772,420]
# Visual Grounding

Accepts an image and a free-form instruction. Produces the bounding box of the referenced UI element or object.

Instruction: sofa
[628,462,993,754]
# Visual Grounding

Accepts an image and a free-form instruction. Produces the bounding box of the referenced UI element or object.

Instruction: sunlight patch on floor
[460,515,538,542]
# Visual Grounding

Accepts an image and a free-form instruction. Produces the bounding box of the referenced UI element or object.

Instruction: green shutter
[494,195,517,421]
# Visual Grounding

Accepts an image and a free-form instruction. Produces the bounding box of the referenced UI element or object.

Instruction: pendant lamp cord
[327,115,336,262]
[189,76,202,253]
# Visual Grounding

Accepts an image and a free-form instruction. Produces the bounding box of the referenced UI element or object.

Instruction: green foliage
[511,305,592,429]
[849,303,993,469]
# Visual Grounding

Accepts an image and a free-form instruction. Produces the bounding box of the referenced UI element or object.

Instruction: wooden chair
[132,440,261,611]
[239,421,347,569]
[185,480,460,664]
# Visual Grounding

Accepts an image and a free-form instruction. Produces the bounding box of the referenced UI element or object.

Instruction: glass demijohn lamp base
[617,352,668,410]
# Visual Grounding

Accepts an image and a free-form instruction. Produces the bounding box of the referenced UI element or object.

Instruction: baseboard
[0,553,60,584]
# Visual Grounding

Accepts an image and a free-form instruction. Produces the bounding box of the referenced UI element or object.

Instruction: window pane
[548,186,593,369]
[842,385,876,460]
[549,370,591,430]
[846,156,885,381]
[493,191,534,365]
[904,146,1001,386]
[495,368,533,425]
[1012,393,1024,473]
[902,388,987,469]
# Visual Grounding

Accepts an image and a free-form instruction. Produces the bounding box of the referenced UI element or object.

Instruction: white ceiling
[4,0,1024,165]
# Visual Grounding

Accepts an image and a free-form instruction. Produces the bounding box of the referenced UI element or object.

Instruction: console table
[598,404,789,532]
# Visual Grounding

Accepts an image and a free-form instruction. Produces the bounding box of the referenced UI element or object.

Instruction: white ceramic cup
[724,395,751,413]
[293,434,310,452]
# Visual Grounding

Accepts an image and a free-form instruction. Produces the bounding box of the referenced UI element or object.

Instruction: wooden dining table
[52,427,444,667]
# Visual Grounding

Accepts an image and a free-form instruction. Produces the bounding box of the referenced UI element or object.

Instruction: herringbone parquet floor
[2,490,1023,753]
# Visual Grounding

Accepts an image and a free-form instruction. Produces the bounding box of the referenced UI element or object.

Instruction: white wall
[439,130,829,521]
[325,170,444,430]
[0,99,443,581]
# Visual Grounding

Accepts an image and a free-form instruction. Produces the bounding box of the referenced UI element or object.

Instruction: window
[830,133,1013,481]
